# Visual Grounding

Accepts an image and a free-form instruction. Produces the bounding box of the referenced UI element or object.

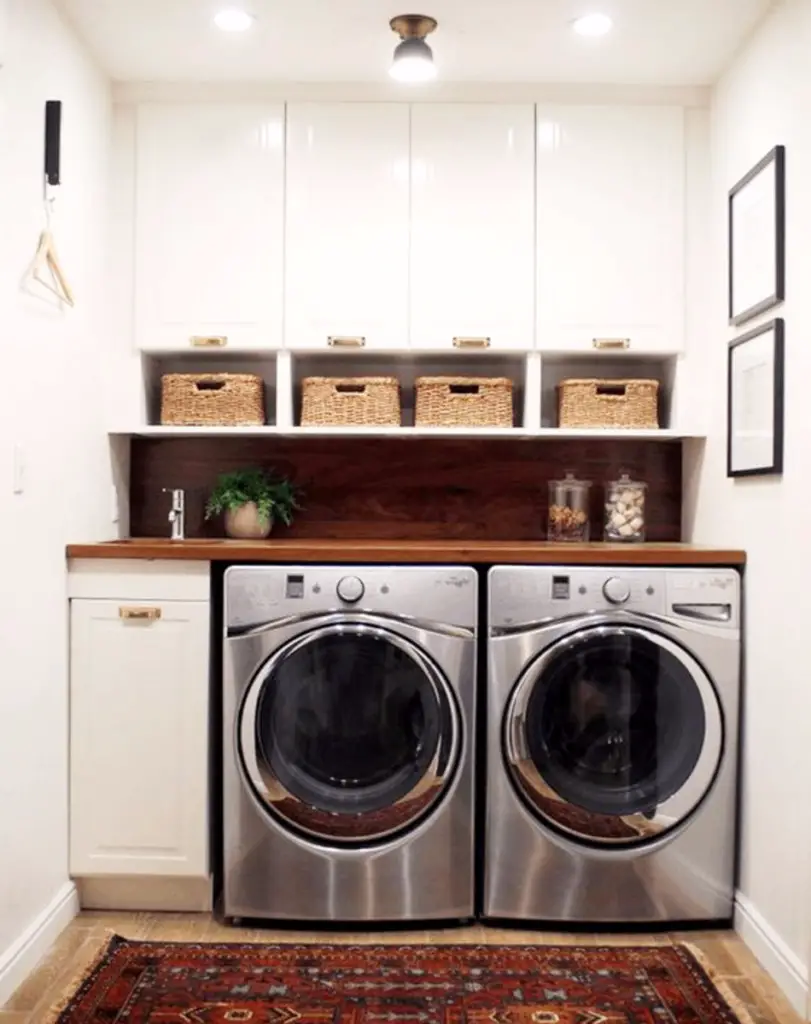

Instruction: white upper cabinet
[135,103,285,352]
[286,103,410,351]
[410,105,536,352]
[536,105,685,354]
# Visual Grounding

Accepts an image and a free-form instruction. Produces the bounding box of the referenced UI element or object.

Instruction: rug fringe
[682,941,759,1024]
[38,930,119,1024]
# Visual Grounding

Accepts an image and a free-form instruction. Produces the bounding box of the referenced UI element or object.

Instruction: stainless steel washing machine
[223,565,477,923]
[485,566,741,925]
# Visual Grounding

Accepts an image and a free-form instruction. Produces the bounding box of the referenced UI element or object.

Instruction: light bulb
[389,38,437,84]
[213,8,256,32]
[572,12,613,37]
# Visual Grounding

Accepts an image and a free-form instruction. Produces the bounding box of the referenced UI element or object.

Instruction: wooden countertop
[67,539,746,566]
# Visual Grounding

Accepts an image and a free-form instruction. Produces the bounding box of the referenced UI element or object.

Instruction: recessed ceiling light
[213,8,255,32]
[572,12,613,37]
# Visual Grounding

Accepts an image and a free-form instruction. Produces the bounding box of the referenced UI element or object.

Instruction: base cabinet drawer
[69,598,210,878]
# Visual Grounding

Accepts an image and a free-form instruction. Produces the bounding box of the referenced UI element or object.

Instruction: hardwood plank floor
[1,912,802,1023]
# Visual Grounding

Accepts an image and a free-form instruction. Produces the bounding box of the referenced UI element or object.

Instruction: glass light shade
[390,38,437,83]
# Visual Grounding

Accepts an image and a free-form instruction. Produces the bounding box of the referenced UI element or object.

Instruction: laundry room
[0,0,808,1022]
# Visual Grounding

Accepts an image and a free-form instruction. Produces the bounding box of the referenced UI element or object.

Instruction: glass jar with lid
[604,473,647,542]
[548,472,591,542]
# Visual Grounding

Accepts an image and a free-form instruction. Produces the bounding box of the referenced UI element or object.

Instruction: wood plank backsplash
[129,438,682,542]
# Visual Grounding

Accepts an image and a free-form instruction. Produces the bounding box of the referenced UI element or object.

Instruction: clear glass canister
[604,473,647,542]
[548,472,591,542]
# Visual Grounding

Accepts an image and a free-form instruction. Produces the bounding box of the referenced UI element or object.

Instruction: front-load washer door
[504,624,723,847]
[238,622,460,845]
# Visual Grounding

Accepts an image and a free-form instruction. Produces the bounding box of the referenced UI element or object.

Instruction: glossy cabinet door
[285,103,410,351]
[135,103,285,351]
[536,105,685,354]
[70,599,210,877]
[410,105,536,351]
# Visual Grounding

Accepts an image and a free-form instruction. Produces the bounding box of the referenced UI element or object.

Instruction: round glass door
[504,625,723,846]
[239,624,459,844]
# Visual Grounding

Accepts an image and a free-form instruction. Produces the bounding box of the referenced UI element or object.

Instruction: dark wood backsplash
[129,438,682,541]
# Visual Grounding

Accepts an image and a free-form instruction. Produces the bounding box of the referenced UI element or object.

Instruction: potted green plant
[205,468,301,540]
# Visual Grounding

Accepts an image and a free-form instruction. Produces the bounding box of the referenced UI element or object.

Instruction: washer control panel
[225,565,478,630]
[489,567,740,632]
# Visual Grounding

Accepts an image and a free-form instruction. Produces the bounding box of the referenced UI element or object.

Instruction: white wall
[0,0,112,1002]
[689,0,811,1013]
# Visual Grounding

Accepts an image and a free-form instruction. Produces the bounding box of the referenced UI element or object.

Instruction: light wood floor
[0,912,803,1024]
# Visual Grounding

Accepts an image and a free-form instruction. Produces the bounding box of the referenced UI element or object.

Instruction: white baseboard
[735,892,809,1017]
[0,881,79,1008]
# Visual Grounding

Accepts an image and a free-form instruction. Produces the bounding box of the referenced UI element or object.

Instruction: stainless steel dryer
[485,566,741,925]
[223,565,477,923]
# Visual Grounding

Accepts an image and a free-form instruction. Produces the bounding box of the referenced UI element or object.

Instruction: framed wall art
[728,145,785,326]
[727,318,784,478]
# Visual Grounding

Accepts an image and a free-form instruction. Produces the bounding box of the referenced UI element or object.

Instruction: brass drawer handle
[190,335,228,348]
[119,606,162,622]
[593,338,630,351]
[453,337,491,349]
[328,336,366,348]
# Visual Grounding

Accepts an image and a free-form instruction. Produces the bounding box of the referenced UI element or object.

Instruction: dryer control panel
[489,567,740,631]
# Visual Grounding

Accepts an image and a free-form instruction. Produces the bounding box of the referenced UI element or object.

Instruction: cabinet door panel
[410,105,535,351]
[135,103,284,351]
[536,106,685,354]
[70,600,209,877]
[285,103,410,350]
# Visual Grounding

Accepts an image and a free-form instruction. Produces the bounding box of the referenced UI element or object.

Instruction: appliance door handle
[671,603,732,622]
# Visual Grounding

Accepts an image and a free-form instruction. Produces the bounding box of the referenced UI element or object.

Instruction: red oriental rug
[51,937,754,1024]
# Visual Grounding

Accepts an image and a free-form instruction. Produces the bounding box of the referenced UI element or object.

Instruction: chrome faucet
[163,488,185,541]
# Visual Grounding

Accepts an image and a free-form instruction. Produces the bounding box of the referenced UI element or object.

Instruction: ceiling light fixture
[572,12,613,37]
[389,15,438,84]
[213,7,256,32]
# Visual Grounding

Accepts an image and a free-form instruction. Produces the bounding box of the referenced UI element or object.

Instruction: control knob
[603,577,631,605]
[337,576,365,604]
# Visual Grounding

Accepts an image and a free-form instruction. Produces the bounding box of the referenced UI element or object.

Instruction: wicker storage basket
[415,376,514,428]
[301,377,401,427]
[160,373,265,426]
[558,378,659,429]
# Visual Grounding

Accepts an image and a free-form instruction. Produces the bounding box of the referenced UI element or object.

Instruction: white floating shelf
[110,426,704,441]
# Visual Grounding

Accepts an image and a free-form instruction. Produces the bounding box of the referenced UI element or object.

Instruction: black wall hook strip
[45,100,62,186]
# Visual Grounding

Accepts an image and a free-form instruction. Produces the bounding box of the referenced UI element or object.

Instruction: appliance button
[603,577,631,605]
[337,576,365,603]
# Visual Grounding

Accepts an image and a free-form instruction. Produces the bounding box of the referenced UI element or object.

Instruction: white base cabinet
[69,563,210,882]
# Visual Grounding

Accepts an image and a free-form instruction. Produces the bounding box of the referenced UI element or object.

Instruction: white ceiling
[56,0,774,86]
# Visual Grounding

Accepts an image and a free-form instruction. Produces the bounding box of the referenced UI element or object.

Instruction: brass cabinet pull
[190,335,228,348]
[328,336,366,348]
[119,607,162,622]
[453,337,491,349]
[593,338,630,351]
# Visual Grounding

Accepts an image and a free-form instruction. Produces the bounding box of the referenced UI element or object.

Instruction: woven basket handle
[449,384,480,395]
[595,383,627,398]
[194,379,227,392]
[334,383,367,395]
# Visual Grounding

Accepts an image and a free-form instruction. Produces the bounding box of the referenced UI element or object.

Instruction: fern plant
[205,468,301,528]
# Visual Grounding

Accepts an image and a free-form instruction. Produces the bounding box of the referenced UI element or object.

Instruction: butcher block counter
[67,539,746,566]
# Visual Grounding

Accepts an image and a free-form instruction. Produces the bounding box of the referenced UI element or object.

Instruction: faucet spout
[163,488,186,541]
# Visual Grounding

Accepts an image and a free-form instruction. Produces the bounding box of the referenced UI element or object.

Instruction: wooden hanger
[26,196,75,306]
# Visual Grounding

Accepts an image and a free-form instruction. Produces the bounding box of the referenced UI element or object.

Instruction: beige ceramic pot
[224,502,272,540]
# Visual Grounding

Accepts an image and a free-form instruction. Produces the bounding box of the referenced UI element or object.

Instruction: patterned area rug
[52,937,754,1024]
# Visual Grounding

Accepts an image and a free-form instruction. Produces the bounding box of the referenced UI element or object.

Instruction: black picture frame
[728,145,785,326]
[727,318,784,478]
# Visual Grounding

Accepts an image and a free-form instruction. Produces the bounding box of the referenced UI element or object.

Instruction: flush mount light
[572,12,613,37]
[389,15,438,84]
[213,7,256,32]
